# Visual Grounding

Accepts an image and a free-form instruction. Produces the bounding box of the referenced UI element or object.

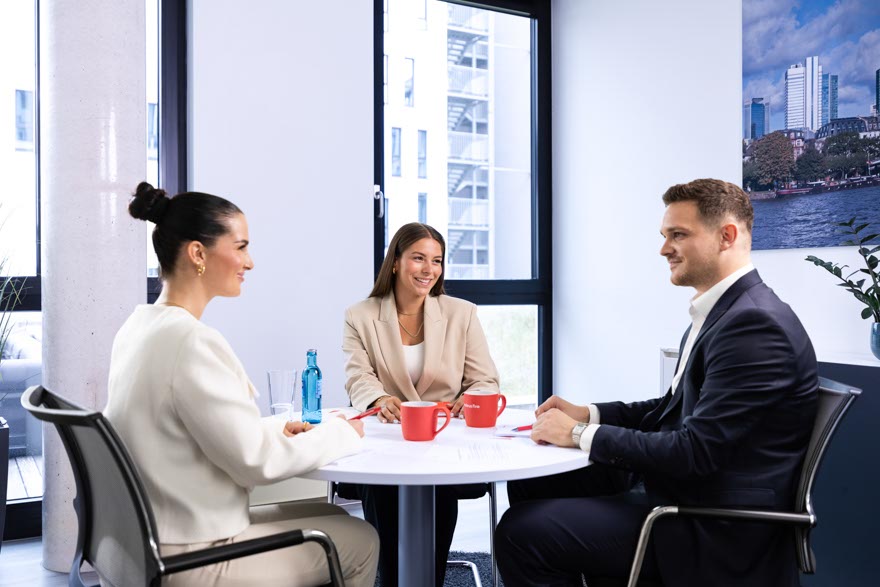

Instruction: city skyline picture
[742,0,880,250]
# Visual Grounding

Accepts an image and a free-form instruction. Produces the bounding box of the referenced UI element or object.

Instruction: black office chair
[330,480,499,587]
[21,385,346,587]
[624,376,861,587]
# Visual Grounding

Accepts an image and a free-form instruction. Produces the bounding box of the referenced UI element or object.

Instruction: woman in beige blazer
[342,222,500,587]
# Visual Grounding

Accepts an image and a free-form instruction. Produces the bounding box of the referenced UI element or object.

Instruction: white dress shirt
[578,263,756,453]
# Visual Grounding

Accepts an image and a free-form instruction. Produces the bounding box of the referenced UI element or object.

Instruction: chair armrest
[676,506,815,526]
[627,506,815,587]
[160,528,344,585]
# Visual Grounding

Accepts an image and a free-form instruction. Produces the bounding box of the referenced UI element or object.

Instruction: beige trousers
[159,502,379,587]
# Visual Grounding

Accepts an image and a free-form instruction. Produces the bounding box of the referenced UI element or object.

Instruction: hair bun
[129,181,170,224]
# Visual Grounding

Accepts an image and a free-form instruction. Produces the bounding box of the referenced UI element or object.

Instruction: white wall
[552,0,877,406]
[188,0,374,411]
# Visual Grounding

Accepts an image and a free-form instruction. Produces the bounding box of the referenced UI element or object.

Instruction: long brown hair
[369,223,446,298]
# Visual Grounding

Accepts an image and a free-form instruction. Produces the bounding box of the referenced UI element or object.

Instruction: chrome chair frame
[625,377,861,587]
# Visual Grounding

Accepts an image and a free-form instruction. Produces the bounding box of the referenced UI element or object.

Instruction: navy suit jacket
[591,270,818,587]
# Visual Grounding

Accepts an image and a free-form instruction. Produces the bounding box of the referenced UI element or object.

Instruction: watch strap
[571,422,588,447]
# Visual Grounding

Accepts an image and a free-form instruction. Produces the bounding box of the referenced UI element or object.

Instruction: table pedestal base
[399,485,435,586]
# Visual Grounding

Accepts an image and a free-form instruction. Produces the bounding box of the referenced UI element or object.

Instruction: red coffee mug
[462,390,507,428]
[401,401,452,441]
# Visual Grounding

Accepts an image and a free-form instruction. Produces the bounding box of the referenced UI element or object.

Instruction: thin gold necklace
[398,318,424,338]
[158,302,187,310]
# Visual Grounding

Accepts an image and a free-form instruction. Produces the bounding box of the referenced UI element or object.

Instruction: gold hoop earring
[197,264,206,277]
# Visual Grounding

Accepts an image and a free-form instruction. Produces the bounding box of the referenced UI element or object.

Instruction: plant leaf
[863,307,874,319]
[841,240,859,246]
[859,233,880,244]
[854,223,870,233]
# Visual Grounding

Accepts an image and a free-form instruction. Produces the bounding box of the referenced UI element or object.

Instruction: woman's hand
[345,418,365,437]
[282,421,314,437]
[375,396,402,423]
[535,395,590,423]
[449,397,466,418]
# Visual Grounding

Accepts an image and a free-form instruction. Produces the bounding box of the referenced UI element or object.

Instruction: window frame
[372,0,553,402]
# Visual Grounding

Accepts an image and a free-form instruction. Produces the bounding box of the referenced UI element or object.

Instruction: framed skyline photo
[742,0,880,250]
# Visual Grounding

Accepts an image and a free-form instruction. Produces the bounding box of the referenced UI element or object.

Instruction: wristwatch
[571,422,589,448]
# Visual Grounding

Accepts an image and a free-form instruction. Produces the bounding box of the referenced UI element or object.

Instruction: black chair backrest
[21,385,164,586]
[793,376,860,573]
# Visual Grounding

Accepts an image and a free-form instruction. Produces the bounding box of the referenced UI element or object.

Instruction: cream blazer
[343,293,500,411]
[104,304,362,544]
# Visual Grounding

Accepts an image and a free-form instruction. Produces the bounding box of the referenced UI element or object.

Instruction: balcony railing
[449,197,489,226]
[448,65,489,97]
[449,131,488,162]
[448,5,489,31]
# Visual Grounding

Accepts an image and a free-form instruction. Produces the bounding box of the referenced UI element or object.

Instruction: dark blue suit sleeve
[590,307,798,479]
[595,395,666,428]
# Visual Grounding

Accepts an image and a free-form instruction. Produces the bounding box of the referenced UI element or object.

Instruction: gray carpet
[373,551,501,586]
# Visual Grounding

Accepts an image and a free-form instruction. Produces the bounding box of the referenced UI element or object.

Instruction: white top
[401,342,425,385]
[292,408,588,486]
[104,304,362,544]
[579,263,755,454]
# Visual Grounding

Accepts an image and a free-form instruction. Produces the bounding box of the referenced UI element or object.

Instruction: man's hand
[530,408,579,448]
[535,395,590,422]
[283,421,314,437]
[375,396,402,423]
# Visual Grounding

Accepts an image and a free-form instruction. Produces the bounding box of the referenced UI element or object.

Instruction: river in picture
[752,185,880,250]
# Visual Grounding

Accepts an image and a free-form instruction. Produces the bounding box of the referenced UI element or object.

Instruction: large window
[375,0,552,406]
[417,129,427,178]
[2,0,185,533]
[2,2,38,280]
[404,57,415,107]
[391,127,402,176]
[15,90,34,148]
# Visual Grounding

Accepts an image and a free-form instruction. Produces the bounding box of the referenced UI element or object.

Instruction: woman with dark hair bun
[103,182,379,587]
[340,222,500,586]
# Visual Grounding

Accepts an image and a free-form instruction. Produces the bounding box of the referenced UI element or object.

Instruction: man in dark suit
[495,179,818,587]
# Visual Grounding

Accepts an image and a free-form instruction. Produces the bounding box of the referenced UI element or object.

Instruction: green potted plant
[805,217,880,360]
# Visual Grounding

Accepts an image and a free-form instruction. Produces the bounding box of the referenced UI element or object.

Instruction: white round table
[300,408,589,586]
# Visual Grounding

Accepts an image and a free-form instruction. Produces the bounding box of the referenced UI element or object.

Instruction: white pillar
[40,0,145,571]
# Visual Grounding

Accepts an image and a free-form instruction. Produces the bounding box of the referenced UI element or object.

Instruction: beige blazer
[343,293,500,411]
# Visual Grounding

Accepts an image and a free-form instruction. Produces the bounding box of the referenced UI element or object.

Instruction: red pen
[512,424,533,432]
[348,406,382,420]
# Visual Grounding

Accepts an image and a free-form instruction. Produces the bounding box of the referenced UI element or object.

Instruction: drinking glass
[267,369,298,420]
